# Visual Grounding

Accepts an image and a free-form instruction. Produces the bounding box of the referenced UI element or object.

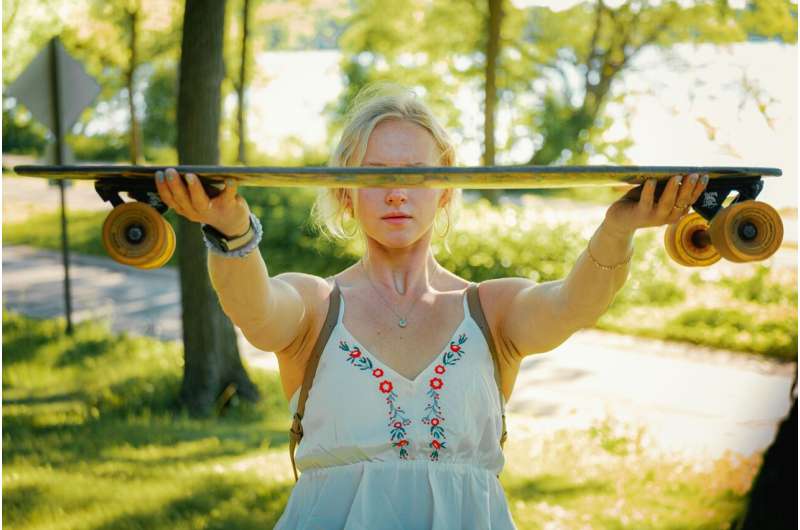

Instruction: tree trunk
[236,0,250,164]
[729,380,798,530]
[176,0,260,417]
[127,6,143,164]
[482,0,503,205]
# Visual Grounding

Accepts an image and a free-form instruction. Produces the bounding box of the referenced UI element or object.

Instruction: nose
[385,189,407,205]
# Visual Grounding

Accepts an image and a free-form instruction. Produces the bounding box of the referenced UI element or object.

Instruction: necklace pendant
[398,318,407,328]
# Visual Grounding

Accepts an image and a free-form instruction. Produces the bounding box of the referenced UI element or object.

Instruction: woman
[155,85,708,529]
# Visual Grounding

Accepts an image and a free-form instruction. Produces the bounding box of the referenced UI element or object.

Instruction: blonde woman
[155,84,708,529]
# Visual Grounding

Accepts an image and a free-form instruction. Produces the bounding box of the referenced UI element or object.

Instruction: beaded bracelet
[587,234,634,271]
[202,213,263,258]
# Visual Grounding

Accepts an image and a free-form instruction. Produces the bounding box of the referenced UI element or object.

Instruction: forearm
[207,250,273,332]
[558,220,635,326]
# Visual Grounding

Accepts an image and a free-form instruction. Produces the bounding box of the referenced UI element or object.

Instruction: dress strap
[466,282,508,451]
[288,277,341,482]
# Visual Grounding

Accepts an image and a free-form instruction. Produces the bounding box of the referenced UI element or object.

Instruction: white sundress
[274,282,518,529]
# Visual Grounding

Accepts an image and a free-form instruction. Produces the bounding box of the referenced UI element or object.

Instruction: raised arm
[155,168,307,353]
[501,173,709,358]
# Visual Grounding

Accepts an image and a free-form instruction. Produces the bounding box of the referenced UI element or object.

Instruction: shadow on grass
[3,483,48,526]
[86,473,293,530]
[504,473,612,501]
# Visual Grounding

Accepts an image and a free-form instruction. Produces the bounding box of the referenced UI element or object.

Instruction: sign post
[7,36,101,335]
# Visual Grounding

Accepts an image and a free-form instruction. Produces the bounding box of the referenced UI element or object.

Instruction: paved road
[3,244,795,461]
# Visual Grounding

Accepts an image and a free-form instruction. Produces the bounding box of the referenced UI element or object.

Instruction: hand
[603,173,709,237]
[155,167,251,237]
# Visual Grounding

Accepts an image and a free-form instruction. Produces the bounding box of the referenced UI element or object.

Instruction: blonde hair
[310,83,462,254]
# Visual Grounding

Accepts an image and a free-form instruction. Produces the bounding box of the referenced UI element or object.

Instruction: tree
[334,0,797,193]
[235,0,251,164]
[176,0,260,417]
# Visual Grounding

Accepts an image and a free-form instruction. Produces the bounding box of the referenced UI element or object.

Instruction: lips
[382,214,411,219]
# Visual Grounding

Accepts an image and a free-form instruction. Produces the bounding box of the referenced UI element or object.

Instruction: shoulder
[271,271,336,318]
[473,276,538,358]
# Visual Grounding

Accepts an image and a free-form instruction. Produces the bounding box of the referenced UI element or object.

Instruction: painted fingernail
[676,175,683,184]
[689,174,698,184]
[186,173,195,184]
[701,175,709,184]
[226,178,234,187]
[156,171,164,182]
[167,171,174,181]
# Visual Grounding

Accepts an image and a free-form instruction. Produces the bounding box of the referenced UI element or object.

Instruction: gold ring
[672,203,688,210]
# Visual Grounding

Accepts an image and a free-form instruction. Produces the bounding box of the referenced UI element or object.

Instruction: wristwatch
[201,219,254,253]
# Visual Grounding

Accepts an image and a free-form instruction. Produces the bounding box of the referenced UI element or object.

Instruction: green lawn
[3,312,759,529]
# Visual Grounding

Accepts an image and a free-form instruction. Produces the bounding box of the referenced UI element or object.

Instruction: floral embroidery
[421,333,469,461]
[340,340,412,459]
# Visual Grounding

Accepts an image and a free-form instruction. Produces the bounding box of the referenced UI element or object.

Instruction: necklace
[359,259,429,328]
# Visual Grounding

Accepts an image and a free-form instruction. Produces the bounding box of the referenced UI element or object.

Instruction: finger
[638,178,656,210]
[676,173,699,207]
[656,174,684,218]
[165,167,196,214]
[155,169,179,210]
[690,173,709,204]
[185,173,212,212]
[221,178,239,203]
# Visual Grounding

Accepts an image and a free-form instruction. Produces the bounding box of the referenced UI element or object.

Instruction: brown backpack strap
[466,282,508,453]
[288,278,341,482]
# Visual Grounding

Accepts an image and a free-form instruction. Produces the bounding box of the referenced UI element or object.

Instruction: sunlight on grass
[3,311,762,529]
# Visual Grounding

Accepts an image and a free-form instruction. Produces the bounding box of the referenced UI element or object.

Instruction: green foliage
[67,132,130,162]
[142,64,178,149]
[719,265,798,306]
[664,307,798,361]
[2,99,48,155]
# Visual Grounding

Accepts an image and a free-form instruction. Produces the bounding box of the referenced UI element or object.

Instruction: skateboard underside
[9,164,785,270]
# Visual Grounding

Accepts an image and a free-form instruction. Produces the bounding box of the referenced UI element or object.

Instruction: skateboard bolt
[738,222,757,241]
[126,224,145,244]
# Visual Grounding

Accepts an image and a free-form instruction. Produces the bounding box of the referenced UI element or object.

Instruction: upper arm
[241,272,320,354]
[498,278,584,358]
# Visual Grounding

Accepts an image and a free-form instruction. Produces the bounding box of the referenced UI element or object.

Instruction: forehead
[362,119,439,166]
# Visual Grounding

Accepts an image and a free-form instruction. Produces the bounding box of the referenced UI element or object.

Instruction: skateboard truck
[659,175,782,267]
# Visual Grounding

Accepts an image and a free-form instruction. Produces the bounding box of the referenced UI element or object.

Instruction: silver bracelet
[202,213,263,258]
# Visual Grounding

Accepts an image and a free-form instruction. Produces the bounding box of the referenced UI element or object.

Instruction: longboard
[10,164,785,269]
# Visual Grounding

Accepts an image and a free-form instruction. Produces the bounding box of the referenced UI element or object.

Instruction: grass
[3,311,762,529]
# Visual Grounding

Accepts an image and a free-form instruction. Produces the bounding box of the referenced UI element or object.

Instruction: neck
[360,238,441,298]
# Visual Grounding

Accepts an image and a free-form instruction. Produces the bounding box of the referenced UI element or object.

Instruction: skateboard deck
[11,164,782,189]
[9,164,785,270]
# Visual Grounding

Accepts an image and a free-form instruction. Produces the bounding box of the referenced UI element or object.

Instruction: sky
[242,41,797,208]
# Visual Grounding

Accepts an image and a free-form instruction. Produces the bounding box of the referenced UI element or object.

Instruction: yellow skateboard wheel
[102,202,175,269]
[708,200,783,263]
[664,212,721,267]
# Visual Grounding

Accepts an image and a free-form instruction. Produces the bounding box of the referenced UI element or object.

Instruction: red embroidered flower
[429,377,443,390]
[431,440,441,449]
[393,421,402,428]
[350,347,361,358]
[449,343,461,353]
[372,368,384,378]
[434,365,445,374]
[396,439,409,447]
[431,418,440,426]
[379,380,393,393]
